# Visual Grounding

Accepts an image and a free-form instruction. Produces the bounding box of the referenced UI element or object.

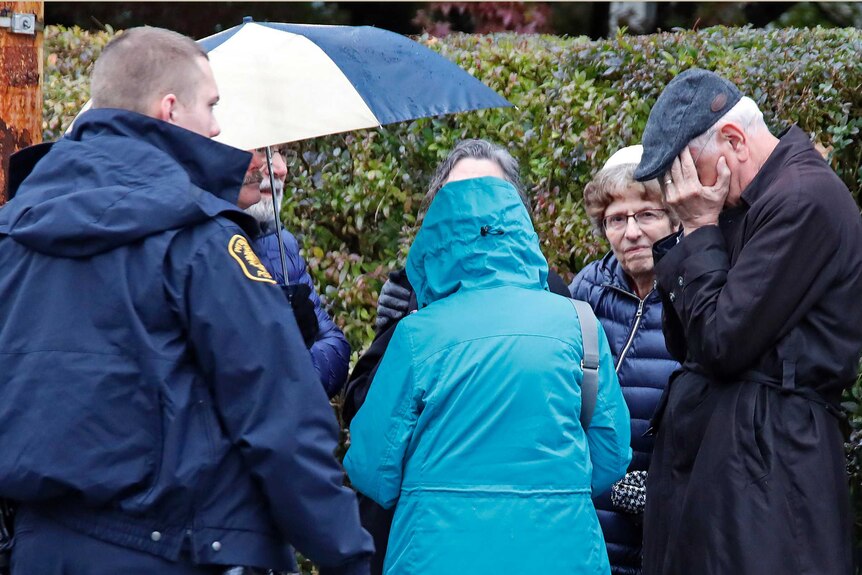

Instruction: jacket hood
[0,108,255,257]
[406,177,548,307]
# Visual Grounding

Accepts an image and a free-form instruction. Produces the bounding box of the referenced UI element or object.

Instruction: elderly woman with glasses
[569,145,680,575]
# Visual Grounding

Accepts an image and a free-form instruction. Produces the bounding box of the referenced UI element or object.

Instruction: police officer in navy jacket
[0,27,371,575]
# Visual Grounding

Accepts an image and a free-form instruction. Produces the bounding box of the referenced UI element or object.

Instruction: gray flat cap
[635,68,742,182]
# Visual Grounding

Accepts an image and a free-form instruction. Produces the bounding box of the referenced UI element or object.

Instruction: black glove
[283,283,319,349]
[375,278,412,330]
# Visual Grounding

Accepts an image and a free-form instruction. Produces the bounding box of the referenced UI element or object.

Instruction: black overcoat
[643,126,862,575]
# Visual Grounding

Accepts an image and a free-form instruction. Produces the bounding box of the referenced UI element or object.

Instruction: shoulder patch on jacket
[228,235,276,284]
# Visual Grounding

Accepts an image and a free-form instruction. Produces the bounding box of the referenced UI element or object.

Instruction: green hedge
[44,25,862,357]
[43,24,862,557]
[265,26,862,361]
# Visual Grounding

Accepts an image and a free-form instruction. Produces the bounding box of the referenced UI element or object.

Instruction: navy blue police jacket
[570,253,678,575]
[0,109,372,574]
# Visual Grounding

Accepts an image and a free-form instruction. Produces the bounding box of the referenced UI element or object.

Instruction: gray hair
[91,27,208,116]
[689,96,767,157]
[421,139,527,214]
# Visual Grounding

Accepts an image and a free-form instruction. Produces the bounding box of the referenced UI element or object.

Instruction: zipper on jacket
[602,282,655,373]
[603,282,648,373]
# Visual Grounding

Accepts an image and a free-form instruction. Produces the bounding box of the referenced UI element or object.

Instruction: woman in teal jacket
[344,174,631,575]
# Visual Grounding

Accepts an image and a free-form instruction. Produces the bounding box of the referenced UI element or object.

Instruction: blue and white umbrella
[199,18,512,151]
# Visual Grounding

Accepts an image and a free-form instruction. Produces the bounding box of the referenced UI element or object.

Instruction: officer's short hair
[91,27,208,116]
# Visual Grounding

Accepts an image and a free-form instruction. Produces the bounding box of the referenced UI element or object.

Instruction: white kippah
[602,144,643,170]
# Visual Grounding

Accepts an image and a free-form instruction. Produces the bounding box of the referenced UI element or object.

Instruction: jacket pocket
[736,383,772,484]
[191,379,218,458]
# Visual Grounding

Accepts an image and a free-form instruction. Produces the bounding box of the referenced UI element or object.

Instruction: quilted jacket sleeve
[568,263,593,301]
[281,231,351,397]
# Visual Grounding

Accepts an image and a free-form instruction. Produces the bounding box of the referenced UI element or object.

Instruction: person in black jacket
[636,68,862,575]
[342,139,570,575]
[569,145,679,575]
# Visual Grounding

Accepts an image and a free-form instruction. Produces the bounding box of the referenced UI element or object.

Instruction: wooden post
[0,1,42,204]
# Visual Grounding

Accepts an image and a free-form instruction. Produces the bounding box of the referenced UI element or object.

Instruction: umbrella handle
[265,146,292,293]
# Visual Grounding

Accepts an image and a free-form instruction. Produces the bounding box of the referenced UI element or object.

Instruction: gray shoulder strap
[570,299,599,430]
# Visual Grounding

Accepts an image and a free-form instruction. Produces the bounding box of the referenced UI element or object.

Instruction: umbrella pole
[265,146,291,290]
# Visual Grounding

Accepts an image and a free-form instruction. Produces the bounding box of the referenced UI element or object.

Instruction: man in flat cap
[636,67,862,574]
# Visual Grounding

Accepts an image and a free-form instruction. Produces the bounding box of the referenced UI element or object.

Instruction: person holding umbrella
[195,20,518,407]
[0,27,371,575]
[241,146,351,398]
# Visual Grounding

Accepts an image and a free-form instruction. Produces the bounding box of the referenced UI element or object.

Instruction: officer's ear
[154,93,179,125]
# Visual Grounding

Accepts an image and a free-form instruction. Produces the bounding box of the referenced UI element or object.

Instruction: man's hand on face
[663,147,731,236]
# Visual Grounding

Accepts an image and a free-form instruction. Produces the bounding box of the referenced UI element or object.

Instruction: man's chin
[259,186,284,204]
[244,197,275,225]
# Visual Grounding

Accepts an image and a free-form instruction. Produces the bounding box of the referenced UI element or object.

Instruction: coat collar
[598,251,660,301]
[599,252,630,291]
[66,108,252,206]
[2,108,259,256]
[741,125,812,207]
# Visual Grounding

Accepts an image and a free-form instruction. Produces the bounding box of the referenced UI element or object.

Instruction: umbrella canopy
[198,18,511,150]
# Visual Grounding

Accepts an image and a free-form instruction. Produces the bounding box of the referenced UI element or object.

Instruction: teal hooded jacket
[344,177,631,574]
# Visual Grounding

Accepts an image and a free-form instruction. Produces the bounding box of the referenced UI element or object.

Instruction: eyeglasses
[603,208,668,233]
